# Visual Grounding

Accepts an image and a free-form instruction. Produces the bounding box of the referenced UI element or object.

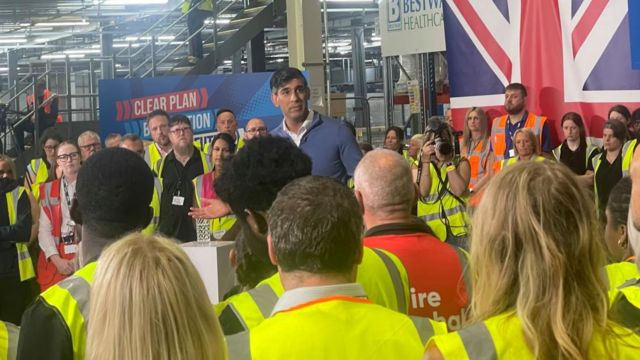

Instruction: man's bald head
[244,118,268,140]
[354,149,415,216]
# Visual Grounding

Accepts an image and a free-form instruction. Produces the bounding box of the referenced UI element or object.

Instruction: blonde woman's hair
[512,128,540,157]
[86,233,226,360]
[471,161,610,359]
[462,107,489,149]
[0,155,17,180]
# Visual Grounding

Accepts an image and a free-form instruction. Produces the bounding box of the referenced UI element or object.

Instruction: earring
[618,237,628,249]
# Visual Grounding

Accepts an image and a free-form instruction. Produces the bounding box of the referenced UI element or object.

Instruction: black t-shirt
[157,148,205,242]
[559,141,600,175]
[588,152,622,214]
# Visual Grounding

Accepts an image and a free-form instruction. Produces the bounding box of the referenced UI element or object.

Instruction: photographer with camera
[416,117,470,247]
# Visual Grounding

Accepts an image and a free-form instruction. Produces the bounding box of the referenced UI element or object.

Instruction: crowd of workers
[0,67,639,359]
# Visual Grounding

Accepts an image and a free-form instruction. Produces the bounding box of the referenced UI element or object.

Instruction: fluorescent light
[35,20,90,27]
[96,0,168,4]
[0,39,28,44]
[64,49,101,54]
[0,67,8,71]
[41,54,85,59]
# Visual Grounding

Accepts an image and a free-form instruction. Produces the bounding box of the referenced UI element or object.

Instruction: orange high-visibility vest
[460,138,491,190]
[490,113,547,161]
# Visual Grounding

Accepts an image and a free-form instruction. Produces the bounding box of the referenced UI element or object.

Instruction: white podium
[181,241,236,303]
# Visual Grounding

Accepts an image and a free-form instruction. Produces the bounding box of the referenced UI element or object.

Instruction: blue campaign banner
[631,0,640,70]
[98,72,283,144]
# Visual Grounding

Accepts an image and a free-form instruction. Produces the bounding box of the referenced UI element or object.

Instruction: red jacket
[363,221,470,331]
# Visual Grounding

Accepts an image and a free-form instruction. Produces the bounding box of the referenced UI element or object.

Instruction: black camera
[425,116,454,157]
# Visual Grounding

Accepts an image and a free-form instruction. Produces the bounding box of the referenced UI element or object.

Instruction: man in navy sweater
[270,67,362,184]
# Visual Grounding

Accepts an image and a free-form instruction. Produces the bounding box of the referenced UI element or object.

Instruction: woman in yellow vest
[553,112,600,187]
[493,128,545,174]
[383,126,408,159]
[86,233,226,360]
[0,155,35,325]
[588,120,628,218]
[426,161,640,359]
[193,132,236,240]
[459,107,494,192]
[407,134,425,168]
[24,130,63,200]
[417,117,470,246]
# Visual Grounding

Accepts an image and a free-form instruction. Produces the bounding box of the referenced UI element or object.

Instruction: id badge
[172,195,185,206]
[64,244,78,255]
[508,149,515,157]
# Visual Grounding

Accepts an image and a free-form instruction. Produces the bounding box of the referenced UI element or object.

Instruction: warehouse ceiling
[0,0,380,84]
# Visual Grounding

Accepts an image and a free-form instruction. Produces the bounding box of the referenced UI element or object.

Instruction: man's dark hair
[608,104,631,122]
[121,133,142,143]
[215,136,312,288]
[216,108,235,119]
[146,109,170,125]
[76,148,154,239]
[211,132,236,154]
[505,83,527,97]
[215,136,312,221]
[270,67,308,94]
[169,114,191,128]
[268,176,362,274]
[105,133,121,141]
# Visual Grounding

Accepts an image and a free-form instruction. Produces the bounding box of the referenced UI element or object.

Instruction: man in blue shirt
[490,83,553,160]
[270,67,362,184]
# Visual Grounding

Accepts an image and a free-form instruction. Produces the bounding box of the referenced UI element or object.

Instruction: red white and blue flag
[444,0,640,138]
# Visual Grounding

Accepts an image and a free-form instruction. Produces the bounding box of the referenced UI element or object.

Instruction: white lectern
[181,241,236,303]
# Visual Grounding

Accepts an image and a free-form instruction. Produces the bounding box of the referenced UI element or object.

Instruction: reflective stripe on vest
[40,180,62,239]
[622,139,637,177]
[462,139,491,189]
[491,114,546,161]
[142,177,162,234]
[370,248,407,314]
[458,322,498,359]
[7,187,35,281]
[592,153,606,212]
[220,275,283,334]
[226,330,251,360]
[417,163,468,241]
[41,262,96,360]
[27,159,49,200]
[144,143,163,175]
[409,316,448,344]
[0,321,19,360]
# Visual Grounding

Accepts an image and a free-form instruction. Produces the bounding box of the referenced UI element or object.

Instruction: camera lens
[436,141,453,156]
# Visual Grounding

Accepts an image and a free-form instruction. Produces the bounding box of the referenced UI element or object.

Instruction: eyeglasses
[79,142,101,150]
[246,127,268,134]
[170,127,192,135]
[57,152,80,162]
[44,145,58,151]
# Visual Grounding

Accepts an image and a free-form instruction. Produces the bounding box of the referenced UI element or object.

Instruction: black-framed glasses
[57,152,80,162]
[170,127,192,135]
[79,142,101,150]
[246,127,268,134]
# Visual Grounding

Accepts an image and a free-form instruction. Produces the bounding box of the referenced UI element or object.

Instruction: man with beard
[144,109,173,175]
[157,115,210,242]
[490,83,551,161]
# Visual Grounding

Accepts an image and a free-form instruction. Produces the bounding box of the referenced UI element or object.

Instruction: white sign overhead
[379,0,446,56]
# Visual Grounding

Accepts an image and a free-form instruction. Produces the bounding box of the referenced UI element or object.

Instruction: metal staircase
[185,0,285,75]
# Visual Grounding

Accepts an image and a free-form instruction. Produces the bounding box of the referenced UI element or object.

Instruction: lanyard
[62,177,73,210]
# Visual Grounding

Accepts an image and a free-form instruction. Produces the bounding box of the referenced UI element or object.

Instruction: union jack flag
[444,0,640,138]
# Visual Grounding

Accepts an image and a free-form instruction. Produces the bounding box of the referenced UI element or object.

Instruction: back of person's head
[471,161,607,359]
[268,176,362,275]
[608,104,632,123]
[75,148,154,241]
[86,233,226,360]
[270,67,308,93]
[215,136,312,222]
[354,149,414,216]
